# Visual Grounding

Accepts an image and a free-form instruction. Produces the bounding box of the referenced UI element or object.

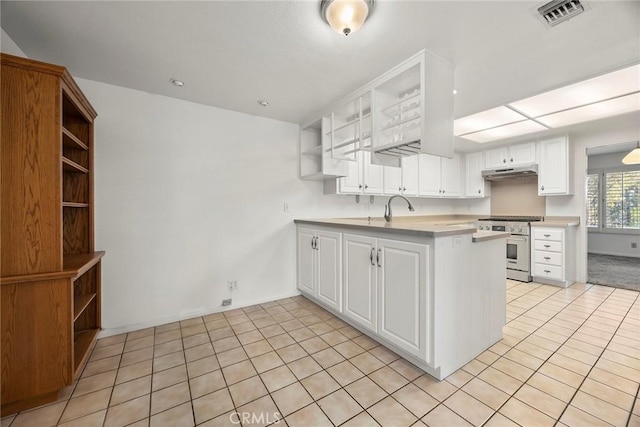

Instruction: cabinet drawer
[533,229,563,242]
[534,263,563,280]
[534,240,562,252]
[534,250,562,266]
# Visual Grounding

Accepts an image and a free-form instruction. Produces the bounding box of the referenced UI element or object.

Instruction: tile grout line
[479,284,613,426]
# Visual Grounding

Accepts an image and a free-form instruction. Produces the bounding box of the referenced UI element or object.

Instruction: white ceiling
[2,0,639,130]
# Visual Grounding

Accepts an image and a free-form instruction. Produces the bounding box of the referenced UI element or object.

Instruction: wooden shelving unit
[1,53,104,415]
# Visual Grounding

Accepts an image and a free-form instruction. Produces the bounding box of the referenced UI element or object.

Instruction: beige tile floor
[2,280,639,427]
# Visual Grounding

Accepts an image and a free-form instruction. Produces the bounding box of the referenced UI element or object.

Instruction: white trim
[97,290,302,338]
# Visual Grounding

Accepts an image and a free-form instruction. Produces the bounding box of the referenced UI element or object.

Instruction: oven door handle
[506,237,528,242]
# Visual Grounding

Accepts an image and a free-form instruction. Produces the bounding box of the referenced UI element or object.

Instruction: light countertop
[295,216,508,241]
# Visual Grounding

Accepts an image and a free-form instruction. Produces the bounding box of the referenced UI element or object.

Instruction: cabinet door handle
[541,185,545,191]
[398,186,402,191]
[478,189,481,194]
[403,187,407,191]
[311,236,315,249]
[370,249,375,266]
[376,249,382,267]
[365,184,369,189]
[544,244,551,248]
[510,158,514,162]
[359,184,363,189]
[503,159,507,163]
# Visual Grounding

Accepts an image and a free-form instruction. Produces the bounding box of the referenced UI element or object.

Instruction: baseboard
[588,250,640,258]
[98,290,302,338]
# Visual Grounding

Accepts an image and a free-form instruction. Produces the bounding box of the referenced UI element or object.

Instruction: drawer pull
[544,234,551,237]
[544,269,551,273]
[544,257,551,260]
[544,244,551,248]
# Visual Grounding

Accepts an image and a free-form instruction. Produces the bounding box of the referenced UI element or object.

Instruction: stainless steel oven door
[506,235,530,272]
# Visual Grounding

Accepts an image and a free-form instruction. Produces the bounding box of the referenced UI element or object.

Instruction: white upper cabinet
[465,152,488,198]
[538,136,572,195]
[383,165,402,195]
[484,142,536,168]
[337,150,383,195]
[372,51,454,163]
[418,154,461,198]
[402,155,420,196]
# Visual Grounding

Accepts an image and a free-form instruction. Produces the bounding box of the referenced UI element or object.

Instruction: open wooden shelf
[63,202,89,208]
[74,293,97,322]
[63,252,105,278]
[62,157,89,174]
[62,127,88,151]
[73,328,99,373]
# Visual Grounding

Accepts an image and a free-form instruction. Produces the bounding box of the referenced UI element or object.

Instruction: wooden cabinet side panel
[1,67,62,276]
[1,279,72,405]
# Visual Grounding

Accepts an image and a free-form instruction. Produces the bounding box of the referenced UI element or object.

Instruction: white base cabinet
[296,228,342,312]
[531,225,576,287]
[296,222,506,379]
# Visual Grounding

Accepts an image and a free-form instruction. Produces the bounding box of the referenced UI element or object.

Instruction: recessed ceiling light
[454,106,527,136]
[169,78,184,87]
[257,100,269,107]
[461,120,548,143]
[510,64,640,117]
[536,93,640,128]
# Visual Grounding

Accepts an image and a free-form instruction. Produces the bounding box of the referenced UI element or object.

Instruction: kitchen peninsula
[295,215,508,380]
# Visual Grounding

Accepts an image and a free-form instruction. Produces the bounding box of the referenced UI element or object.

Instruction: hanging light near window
[321,0,374,36]
[622,141,640,165]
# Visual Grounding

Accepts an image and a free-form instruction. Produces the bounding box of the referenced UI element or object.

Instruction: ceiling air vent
[536,0,587,27]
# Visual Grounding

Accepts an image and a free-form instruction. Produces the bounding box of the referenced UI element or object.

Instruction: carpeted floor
[587,253,640,291]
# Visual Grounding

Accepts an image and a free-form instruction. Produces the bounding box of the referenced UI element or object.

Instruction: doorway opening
[586,141,640,291]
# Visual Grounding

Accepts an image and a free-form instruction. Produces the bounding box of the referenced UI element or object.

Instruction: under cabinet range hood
[481,164,538,181]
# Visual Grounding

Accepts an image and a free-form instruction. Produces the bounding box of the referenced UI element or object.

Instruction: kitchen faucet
[384,195,415,222]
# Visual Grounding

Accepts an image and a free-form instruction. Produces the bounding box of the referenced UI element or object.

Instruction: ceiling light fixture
[321,0,374,36]
[169,78,184,87]
[622,141,640,165]
[454,63,640,143]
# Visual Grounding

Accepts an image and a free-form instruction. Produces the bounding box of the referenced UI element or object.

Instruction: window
[604,170,640,230]
[587,173,599,228]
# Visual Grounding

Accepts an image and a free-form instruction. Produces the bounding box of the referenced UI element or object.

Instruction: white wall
[1,28,27,57]
[545,112,640,280]
[76,78,469,335]
[586,150,640,258]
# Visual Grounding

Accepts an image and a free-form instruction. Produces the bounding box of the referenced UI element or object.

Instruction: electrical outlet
[283,202,289,212]
[228,280,238,291]
[632,242,638,249]
[222,298,232,306]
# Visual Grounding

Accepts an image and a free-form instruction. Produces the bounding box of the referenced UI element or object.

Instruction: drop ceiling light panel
[536,93,640,127]
[461,120,548,143]
[509,64,640,117]
[453,106,527,136]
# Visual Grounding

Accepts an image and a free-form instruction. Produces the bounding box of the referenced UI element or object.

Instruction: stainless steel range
[477,216,543,282]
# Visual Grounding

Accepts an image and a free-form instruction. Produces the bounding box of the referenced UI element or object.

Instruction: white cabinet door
[402,155,419,196]
[377,239,428,359]
[343,234,377,332]
[338,151,363,194]
[484,147,508,169]
[297,228,316,295]
[509,142,536,166]
[418,154,442,196]
[363,151,384,194]
[383,166,402,195]
[538,136,570,195]
[465,152,485,197]
[440,155,460,197]
[316,231,342,312]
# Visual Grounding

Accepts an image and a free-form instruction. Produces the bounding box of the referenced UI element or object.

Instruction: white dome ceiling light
[321,0,374,36]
